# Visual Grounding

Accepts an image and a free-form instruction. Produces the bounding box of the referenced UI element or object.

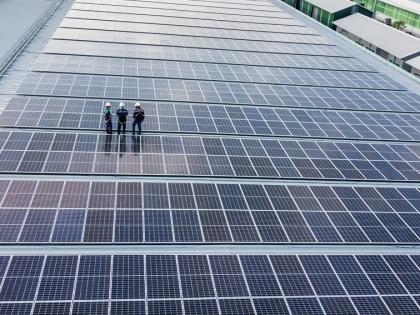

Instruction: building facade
[352,0,420,29]
[281,0,371,27]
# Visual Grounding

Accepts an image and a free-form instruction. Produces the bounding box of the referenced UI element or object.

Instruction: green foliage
[392,20,406,30]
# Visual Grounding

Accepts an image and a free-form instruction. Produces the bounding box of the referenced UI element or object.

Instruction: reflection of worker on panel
[105,134,112,153]
[119,133,126,157]
[132,102,145,135]
[103,102,112,134]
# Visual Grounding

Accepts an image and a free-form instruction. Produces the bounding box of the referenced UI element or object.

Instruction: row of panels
[4,97,419,141]
[60,17,318,41]
[76,0,284,16]
[71,3,293,25]
[0,255,418,314]
[0,132,418,180]
[18,74,418,112]
[74,0,289,19]
[42,40,372,73]
[2,298,417,315]
[33,53,396,90]
[65,10,308,32]
[0,207,418,243]
[181,0,277,7]
[80,0,280,12]
[2,296,420,314]
[183,0,276,6]
[1,180,418,212]
[52,28,340,56]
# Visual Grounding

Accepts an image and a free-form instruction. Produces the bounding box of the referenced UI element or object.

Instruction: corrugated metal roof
[304,0,355,13]
[334,13,420,59]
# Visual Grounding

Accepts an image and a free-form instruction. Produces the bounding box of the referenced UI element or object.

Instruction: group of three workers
[103,102,145,135]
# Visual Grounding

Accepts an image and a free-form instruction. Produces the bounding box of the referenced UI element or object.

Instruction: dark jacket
[117,108,128,122]
[133,108,145,122]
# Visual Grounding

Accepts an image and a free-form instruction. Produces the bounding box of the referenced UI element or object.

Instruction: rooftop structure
[0,0,418,313]
[303,0,355,12]
[406,55,420,75]
[334,13,420,60]
[353,0,420,30]
[383,0,420,15]
[334,12,420,75]
[284,0,371,28]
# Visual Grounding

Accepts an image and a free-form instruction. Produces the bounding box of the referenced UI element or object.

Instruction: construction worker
[132,102,145,135]
[116,102,128,135]
[103,102,112,134]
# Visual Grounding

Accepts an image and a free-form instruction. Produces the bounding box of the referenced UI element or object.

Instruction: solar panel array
[0,180,419,244]
[0,131,419,180]
[2,96,420,141]
[0,254,419,314]
[0,0,419,313]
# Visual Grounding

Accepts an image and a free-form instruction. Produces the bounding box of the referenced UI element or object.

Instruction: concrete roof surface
[304,0,355,13]
[334,13,420,59]
[381,0,420,15]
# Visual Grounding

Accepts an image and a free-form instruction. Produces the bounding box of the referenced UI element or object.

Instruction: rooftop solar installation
[0,0,419,313]
[40,41,373,71]
[30,55,400,91]
[0,254,418,314]
[2,96,419,141]
[0,179,418,244]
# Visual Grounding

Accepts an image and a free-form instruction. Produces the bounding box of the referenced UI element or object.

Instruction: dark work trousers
[133,121,142,135]
[117,121,126,134]
[106,121,112,134]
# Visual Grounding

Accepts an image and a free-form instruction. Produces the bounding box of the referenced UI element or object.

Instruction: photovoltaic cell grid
[0,0,419,312]
[70,3,296,25]
[52,28,343,56]
[64,10,310,32]
[60,17,319,39]
[2,96,420,141]
[0,255,419,314]
[17,73,419,113]
[75,0,289,18]
[73,0,292,19]
[0,180,419,244]
[80,0,280,13]
[31,54,401,90]
[43,39,373,71]
[0,131,418,180]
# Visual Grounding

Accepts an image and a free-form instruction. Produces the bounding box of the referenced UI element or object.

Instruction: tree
[392,20,406,30]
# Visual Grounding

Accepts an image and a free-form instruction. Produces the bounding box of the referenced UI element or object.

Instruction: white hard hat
[105,102,111,107]
[134,102,141,107]
[119,102,125,108]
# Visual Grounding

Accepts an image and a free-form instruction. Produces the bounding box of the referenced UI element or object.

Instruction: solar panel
[51,27,342,55]
[16,73,418,112]
[1,131,419,180]
[0,179,418,244]
[0,255,418,313]
[0,0,419,312]
[76,0,283,16]
[31,54,399,90]
[64,9,307,31]
[60,17,318,40]
[70,3,295,25]
[43,39,372,71]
